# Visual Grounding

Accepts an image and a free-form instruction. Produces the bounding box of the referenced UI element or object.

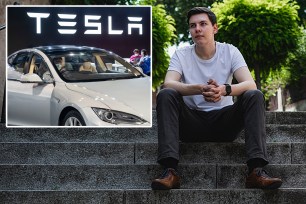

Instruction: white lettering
[84,15,102,34]
[108,16,123,35]
[128,17,143,35]
[27,12,50,34]
[58,14,77,34]
[58,14,76,19]
[27,12,144,36]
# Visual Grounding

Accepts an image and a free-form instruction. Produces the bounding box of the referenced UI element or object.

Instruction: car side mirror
[20,73,43,83]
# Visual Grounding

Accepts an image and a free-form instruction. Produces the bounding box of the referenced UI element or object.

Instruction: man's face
[188,13,218,46]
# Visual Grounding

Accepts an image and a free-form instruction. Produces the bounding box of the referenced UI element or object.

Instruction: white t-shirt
[168,42,248,111]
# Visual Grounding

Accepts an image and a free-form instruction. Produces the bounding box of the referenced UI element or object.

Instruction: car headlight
[92,108,147,125]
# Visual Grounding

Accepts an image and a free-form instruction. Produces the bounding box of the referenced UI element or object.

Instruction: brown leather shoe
[151,168,181,190]
[246,168,282,189]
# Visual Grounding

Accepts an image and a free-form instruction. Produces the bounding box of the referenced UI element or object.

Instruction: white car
[7,45,151,127]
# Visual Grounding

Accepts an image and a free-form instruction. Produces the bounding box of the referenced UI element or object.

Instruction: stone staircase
[0,111,306,203]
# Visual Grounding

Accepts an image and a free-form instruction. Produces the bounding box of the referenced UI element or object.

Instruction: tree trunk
[254,64,261,90]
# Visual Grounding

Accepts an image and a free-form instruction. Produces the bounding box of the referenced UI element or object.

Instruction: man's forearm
[163,81,203,96]
[228,81,257,96]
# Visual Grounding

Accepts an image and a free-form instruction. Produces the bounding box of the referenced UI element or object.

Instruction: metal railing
[0,24,5,123]
[0,24,5,31]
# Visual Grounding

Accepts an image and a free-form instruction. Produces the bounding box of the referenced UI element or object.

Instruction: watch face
[226,84,231,95]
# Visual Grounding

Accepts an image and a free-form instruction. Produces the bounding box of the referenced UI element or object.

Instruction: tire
[61,110,86,126]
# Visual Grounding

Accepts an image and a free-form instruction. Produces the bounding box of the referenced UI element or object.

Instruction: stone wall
[0,0,50,122]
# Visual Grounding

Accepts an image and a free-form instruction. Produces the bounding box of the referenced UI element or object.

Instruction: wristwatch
[224,84,231,96]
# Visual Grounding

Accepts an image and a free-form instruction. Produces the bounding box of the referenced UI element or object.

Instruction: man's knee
[157,88,181,103]
[242,89,265,102]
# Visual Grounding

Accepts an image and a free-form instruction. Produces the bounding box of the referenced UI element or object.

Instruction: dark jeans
[156,88,269,166]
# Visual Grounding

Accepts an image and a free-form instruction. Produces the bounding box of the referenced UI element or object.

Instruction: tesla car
[7,45,151,127]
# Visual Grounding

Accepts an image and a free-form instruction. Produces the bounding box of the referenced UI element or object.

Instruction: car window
[7,53,17,65]
[7,52,29,80]
[12,52,28,73]
[33,54,54,83]
[8,52,54,83]
[47,51,144,82]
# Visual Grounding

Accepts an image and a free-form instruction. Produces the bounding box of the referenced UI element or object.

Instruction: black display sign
[7,6,151,58]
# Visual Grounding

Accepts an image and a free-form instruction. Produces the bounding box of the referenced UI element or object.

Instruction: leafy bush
[212,0,303,90]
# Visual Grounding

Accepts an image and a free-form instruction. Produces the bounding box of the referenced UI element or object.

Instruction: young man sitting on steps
[151,7,282,190]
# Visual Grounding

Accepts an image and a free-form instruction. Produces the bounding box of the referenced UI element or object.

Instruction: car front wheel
[61,110,86,126]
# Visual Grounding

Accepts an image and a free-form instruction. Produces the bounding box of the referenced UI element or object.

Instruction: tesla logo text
[27,12,143,35]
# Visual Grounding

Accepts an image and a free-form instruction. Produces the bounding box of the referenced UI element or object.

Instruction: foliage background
[211,0,302,90]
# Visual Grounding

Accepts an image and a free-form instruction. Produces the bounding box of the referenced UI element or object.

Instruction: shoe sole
[151,182,180,190]
[246,181,283,190]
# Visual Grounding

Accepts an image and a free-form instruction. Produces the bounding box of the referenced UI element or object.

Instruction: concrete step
[3,111,306,126]
[266,111,306,124]
[136,142,306,165]
[1,142,305,165]
[0,164,305,190]
[238,124,306,143]
[1,124,305,143]
[0,142,135,165]
[1,189,306,204]
[0,111,305,203]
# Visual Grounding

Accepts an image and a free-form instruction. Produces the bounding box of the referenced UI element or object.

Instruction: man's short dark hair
[187,7,217,25]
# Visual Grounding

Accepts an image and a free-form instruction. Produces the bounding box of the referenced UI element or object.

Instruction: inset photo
[6,5,152,127]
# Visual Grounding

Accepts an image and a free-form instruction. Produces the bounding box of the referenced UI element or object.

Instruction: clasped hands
[201,79,223,103]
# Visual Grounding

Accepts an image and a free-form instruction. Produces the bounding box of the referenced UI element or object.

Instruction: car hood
[65,77,151,122]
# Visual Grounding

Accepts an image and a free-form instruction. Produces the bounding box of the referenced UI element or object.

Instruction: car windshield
[47,50,144,82]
